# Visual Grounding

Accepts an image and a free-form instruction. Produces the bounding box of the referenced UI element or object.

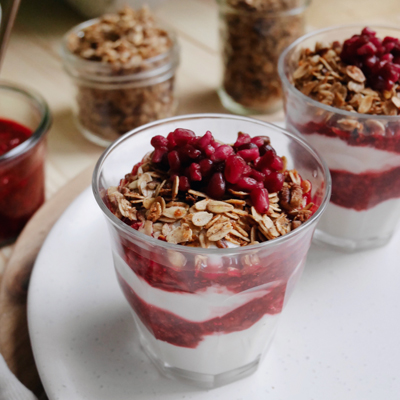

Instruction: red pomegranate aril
[250,136,265,147]
[250,188,269,214]
[237,148,259,162]
[173,128,196,146]
[151,135,168,148]
[211,144,234,162]
[199,158,213,177]
[207,172,226,199]
[168,150,181,171]
[204,144,215,157]
[189,163,202,181]
[259,143,276,156]
[224,155,246,184]
[152,146,168,163]
[234,132,251,148]
[237,142,258,151]
[257,150,275,169]
[264,172,284,193]
[211,140,222,149]
[167,131,177,149]
[182,144,202,160]
[179,176,191,191]
[250,169,266,182]
[236,177,260,191]
[253,157,261,168]
[269,155,284,171]
[243,164,252,177]
[196,131,213,149]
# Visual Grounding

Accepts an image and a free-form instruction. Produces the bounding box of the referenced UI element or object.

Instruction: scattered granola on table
[63,6,179,145]
[218,0,307,113]
[105,128,316,247]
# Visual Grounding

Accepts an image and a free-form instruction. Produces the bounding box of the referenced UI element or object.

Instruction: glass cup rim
[216,0,311,17]
[278,23,400,121]
[61,18,180,84]
[0,81,51,163]
[93,113,331,255]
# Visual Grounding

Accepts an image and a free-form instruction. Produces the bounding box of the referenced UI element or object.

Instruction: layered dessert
[0,118,45,245]
[104,128,318,380]
[284,27,400,246]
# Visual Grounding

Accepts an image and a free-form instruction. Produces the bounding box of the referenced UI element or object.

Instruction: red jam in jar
[0,118,46,245]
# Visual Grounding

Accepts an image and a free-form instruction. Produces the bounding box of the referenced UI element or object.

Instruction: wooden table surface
[1,0,400,273]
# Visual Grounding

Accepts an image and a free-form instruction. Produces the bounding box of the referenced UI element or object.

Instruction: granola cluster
[106,136,314,248]
[292,41,400,116]
[65,6,177,143]
[220,0,305,111]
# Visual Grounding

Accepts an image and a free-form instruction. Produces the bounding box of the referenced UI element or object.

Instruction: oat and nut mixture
[219,0,305,111]
[65,6,177,143]
[292,28,400,116]
[106,129,315,247]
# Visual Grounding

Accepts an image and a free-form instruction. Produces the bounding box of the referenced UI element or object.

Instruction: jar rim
[61,18,180,84]
[278,23,400,121]
[92,113,332,255]
[216,0,311,17]
[0,81,51,163]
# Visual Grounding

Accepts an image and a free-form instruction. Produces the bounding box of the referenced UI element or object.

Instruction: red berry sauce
[0,119,45,244]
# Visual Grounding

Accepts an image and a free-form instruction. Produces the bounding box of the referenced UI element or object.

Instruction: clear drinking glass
[61,19,179,147]
[217,0,310,115]
[279,25,400,251]
[0,82,51,246]
[92,114,330,388]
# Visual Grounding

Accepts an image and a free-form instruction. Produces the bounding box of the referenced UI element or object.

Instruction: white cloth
[0,354,37,400]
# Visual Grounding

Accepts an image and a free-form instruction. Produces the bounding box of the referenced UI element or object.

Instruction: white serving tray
[28,187,400,400]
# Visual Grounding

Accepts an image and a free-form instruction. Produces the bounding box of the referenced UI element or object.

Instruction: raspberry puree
[117,272,285,348]
[291,120,400,210]
[0,118,45,244]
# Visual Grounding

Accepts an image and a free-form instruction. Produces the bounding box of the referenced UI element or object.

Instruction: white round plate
[28,187,400,400]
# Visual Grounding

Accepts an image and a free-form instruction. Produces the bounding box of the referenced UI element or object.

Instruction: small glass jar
[279,25,400,251]
[61,20,180,147]
[93,113,330,388]
[0,82,51,246]
[217,0,310,115]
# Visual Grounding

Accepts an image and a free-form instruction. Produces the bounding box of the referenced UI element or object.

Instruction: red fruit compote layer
[287,27,400,245]
[105,128,318,377]
[0,119,45,245]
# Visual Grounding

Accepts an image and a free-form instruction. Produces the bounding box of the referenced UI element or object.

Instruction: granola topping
[105,129,315,247]
[292,28,400,116]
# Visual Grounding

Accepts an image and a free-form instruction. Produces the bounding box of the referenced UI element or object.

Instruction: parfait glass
[93,114,330,387]
[279,25,400,251]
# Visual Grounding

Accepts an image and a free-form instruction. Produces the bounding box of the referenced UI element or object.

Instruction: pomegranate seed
[196,131,213,149]
[250,188,269,214]
[214,162,225,173]
[250,136,265,147]
[207,172,226,199]
[179,176,191,191]
[189,163,202,181]
[151,135,168,148]
[250,169,266,182]
[259,143,276,156]
[269,155,284,171]
[264,172,284,193]
[152,146,168,163]
[204,144,215,157]
[199,159,213,177]
[224,155,246,184]
[211,144,234,162]
[173,128,196,146]
[168,150,181,171]
[257,150,275,169]
[242,164,252,176]
[237,148,259,162]
[253,157,261,168]
[237,142,258,151]
[236,177,260,191]
[211,140,222,149]
[167,131,176,150]
[182,144,201,160]
[234,132,251,148]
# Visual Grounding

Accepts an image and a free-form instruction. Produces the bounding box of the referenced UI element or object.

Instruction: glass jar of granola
[217,0,310,115]
[61,6,179,147]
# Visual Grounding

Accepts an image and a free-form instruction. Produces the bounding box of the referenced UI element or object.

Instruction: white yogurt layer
[113,252,295,375]
[304,133,400,173]
[317,199,400,241]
